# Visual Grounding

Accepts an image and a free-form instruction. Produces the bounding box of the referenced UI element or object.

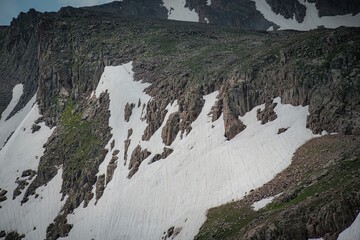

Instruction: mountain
[0,1,359,240]
[80,0,360,30]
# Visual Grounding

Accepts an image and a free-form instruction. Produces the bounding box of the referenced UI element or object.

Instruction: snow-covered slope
[309,213,360,240]
[0,91,62,239]
[64,62,316,240]
[162,0,199,22]
[0,84,36,149]
[252,0,360,30]
[338,213,360,240]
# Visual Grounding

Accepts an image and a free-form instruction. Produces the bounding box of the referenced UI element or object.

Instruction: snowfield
[66,62,317,240]
[1,63,359,239]
[338,213,360,240]
[0,90,62,239]
[0,84,36,149]
[162,0,199,22]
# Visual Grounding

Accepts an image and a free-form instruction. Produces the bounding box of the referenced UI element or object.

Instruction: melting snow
[252,0,360,30]
[252,193,281,211]
[162,0,199,22]
[338,213,360,240]
[0,99,61,238]
[66,62,316,240]
[0,84,36,149]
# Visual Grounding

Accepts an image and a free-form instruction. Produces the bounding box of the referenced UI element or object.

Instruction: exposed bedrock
[162,112,180,146]
[0,10,41,120]
[128,145,151,178]
[307,0,360,17]
[257,99,278,124]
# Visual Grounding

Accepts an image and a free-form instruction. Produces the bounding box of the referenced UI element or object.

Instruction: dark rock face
[21,169,36,178]
[265,0,306,23]
[277,127,288,134]
[31,124,41,133]
[222,84,249,140]
[82,0,360,31]
[256,99,277,124]
[178,92,205,137]
[81,0,274,30]
[128,145,151,178]
[124,102,135,122]
[13,179,28,200]
[0,9,41,120]
[82,0,168,19]
[142,100,168,141]
[307,0,360,17]
[149,147,174,164]
[162,112,180,146]
[46,215,72,240]
[106,155,118,184]
[187,0,274,30]
[95,174,106,204]
[4,231,25,240]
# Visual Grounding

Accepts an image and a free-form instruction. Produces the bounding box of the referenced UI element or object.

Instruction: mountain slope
[80,0,360,30]
[196,135,360,240]
[0,5,359,240]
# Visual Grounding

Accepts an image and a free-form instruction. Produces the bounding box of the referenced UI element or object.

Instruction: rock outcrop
[149,147,174,164]
[124,102,135,122]
[0,9,41,120]
[162,112,180,146]
[128,145,151,178]
[256,99,277,124]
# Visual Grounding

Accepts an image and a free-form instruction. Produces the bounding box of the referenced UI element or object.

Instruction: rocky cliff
[0,3,359,240]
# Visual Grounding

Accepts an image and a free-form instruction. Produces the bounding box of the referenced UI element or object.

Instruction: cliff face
[307,0,360,17]
[0,4,359,240]
[0,9,41,121]
[80,0,360,30]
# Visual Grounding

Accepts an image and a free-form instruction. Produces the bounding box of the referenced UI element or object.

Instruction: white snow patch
[65,62,316,240]
[204,17,209,24]
[0,84,23,121]
[338,213,360,240]
[252,0,360,31]
[0,84,36,149]
[267,26,274,31]
[0,100,61,239]
[206,0,211,6]
[252,193,281,211]
[162,0,199,22]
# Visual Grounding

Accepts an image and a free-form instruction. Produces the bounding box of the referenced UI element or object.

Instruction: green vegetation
[60,100,100,184]
[196,204,257,240]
